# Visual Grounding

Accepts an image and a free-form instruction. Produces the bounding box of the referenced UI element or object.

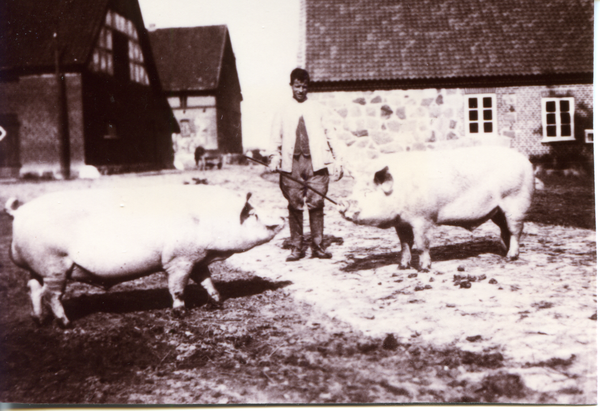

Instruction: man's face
[291,79,308,102]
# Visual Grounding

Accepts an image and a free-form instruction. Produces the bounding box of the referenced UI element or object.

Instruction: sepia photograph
[0,0,596,405]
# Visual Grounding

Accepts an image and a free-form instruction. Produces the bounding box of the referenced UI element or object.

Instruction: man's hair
[290,68,310,84]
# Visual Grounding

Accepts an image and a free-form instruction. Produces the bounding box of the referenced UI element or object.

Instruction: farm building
[149,25,243,170]
[297,0,594,172]
[0,0,177,179]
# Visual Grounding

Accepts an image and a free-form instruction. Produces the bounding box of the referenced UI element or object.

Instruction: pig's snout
[338,199,360,222]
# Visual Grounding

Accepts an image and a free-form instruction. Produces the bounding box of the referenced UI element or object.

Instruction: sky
[138,0,301,149]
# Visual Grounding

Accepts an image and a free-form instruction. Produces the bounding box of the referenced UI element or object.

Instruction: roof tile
[149,25,228,92]
[305,0,593,82]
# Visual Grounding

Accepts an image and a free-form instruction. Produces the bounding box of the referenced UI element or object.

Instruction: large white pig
[5,185,285,327]
[339,146,534,271]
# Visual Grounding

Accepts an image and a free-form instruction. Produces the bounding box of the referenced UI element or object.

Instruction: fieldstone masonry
[311,88,471,171]
[310,84,593,173]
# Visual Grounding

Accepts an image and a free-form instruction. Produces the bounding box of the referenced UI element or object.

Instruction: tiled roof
[148,25,229,92]
[0,0,109,72]
[304,0,594,82]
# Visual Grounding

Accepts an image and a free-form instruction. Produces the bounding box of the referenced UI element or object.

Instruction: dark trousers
[280,155,329,249]
[279,155,329,211]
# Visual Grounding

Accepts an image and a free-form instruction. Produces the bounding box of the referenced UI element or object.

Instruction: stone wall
[310,84,593,172]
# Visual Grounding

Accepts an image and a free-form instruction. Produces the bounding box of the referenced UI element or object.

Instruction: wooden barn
[297,0,594,172]
[149,25,243,170]
[0,0,177,179]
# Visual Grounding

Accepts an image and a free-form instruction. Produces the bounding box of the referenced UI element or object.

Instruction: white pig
[339,146,534,271]
[5,185,284,327]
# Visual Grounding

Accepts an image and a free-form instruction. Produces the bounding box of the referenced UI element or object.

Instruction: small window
[187,96,216,107]
[167,97,181,108]
[541,97,575,142]
[465,94,497,136]
[585,129,593,144]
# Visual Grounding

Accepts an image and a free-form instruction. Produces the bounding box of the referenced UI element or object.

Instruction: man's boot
[309,208,332,259]
[286,208,305,261]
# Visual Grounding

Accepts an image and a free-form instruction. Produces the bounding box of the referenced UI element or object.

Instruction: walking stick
[244,156,338,206]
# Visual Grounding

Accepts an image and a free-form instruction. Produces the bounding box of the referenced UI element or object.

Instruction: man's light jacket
[268,97,337,173]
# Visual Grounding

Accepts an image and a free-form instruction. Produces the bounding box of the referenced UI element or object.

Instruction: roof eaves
[213,25,228,89]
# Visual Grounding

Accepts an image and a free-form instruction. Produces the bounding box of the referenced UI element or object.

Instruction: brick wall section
[309,83,593,170]
[0,73,85,177]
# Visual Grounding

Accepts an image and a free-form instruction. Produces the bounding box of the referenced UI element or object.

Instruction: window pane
[483,97,492,108]
[546,113,556,125]
[468,98,478,109]
[547,126,557,137]
[469,110,478,121]
[560,113,571,124]
[483,109,493,120]
[561,125,571,137]
[98,28,106,48]
[546,101,556,112]
[483,122,493,133]
[469,123,478,133]
[187,96,216,107]
[559,100,570,112]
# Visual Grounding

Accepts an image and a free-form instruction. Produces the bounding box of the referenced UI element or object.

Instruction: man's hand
[268,159,279,173]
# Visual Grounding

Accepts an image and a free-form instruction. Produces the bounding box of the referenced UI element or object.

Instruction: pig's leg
[395,225,414,269]
[504,219,524,260]
[411,220,432,271]
[498,199,528,260]
[28,277,46,325]
[40,268,70,328]
[164,258,194,312]
[190,265,221,306]
[491,209,511,253]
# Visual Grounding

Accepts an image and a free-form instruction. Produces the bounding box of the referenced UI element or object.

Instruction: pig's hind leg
[36,259,73,328]
[494,202,527,260]
[28,276,48,325]
[491,208,511,254]
[395,225,414,269]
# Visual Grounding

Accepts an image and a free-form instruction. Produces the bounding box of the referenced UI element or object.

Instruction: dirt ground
[0,164,596,404]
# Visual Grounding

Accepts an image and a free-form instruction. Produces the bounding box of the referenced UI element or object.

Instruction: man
[268,68,342,261]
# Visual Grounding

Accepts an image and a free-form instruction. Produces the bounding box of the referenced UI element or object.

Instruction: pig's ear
[246,192,252,201]
[240,200,254,224]
[374,166,394,195]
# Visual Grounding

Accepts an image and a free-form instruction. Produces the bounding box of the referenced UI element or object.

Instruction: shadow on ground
[341,239,503,272]
[64,276,292,322]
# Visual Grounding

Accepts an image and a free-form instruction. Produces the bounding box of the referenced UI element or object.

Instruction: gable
[303,0,594,83]
[149,25,229,92]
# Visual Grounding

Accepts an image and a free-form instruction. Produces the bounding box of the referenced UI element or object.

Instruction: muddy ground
[0,164,596,404]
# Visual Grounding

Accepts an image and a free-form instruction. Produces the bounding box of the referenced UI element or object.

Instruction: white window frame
[464,94,498,137]
[585,129,593,144]
[541,97,575,142]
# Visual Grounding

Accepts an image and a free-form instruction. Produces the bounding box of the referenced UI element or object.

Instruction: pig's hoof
[398,263,411,270]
